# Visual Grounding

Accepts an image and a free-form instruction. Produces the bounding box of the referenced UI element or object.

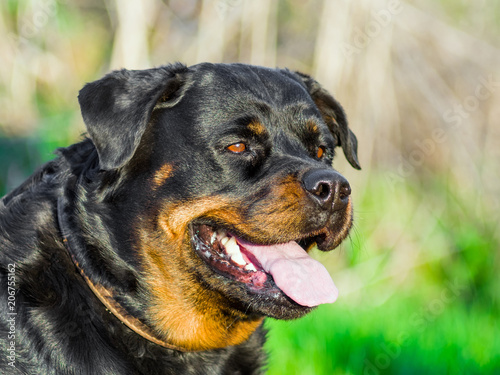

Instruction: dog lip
[188,221,340,307]
[191,220,329,253]
[189,223,271,289]
[188,222,294,309]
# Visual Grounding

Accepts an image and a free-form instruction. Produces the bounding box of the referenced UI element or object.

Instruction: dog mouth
[190,223,338,307]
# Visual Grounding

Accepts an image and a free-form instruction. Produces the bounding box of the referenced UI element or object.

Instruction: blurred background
[1,0,499,373]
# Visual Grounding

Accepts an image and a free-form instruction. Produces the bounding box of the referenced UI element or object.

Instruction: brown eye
[316,146,326,159]
[227,143,246,153]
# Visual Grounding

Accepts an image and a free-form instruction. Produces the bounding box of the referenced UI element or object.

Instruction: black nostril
[302,169,351,211]
[314,182,331,200]
[339,183,351,200]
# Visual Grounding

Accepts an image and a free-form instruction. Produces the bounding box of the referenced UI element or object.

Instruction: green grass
[265,297,499,374]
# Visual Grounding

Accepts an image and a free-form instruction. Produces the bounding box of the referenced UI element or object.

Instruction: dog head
[73,63,360,350]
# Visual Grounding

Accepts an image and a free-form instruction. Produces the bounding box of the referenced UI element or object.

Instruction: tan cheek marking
[157,197,244,239]
[139,197,263,351]
[246,175,311,241]
[152,164,174,189]
[148,280,264,351]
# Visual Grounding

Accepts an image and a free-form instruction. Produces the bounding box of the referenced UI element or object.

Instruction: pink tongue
[239,240,338,307]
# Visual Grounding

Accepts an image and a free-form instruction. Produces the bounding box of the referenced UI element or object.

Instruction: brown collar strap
[61,237,189,352]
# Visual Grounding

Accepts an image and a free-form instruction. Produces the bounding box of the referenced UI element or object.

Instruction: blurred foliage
[1,0,499,374]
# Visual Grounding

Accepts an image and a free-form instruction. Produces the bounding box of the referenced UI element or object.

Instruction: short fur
[0,63,360,374]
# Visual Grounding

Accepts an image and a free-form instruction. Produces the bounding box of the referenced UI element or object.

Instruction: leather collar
[57,198,188,352]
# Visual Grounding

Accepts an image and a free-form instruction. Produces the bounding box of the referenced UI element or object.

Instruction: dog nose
[302,169,351,211]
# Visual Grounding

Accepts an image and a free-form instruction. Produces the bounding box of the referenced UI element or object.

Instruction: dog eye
[316,146,326,159]
[226,143,247,153]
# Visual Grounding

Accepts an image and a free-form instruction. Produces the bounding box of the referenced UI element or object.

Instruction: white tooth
[217,230,227,239]
[245,263,257,272]
[231,252,246,266]
[210,232,217,244]
[225,237,239,254]
[221,237,229,246]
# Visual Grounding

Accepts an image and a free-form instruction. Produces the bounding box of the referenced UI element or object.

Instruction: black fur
[0,63,359,374]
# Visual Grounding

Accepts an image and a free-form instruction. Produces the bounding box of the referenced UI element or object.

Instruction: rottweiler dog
[0,63,360,374]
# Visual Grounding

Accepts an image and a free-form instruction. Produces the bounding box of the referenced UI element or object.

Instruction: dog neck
[57,196,263,352]
[57,198,190,352]
[61,236,191,352]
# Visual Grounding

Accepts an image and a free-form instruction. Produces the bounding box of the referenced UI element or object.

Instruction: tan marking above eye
[247,121,267,136]
[307,121,319,134]
[227,143,246,153]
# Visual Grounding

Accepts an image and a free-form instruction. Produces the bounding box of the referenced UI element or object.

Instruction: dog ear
[78,64,189,170]
[293,71,361,170]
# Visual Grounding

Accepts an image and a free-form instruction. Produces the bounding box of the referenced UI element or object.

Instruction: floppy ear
[78,63,189,170]
[293,71,361,170]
